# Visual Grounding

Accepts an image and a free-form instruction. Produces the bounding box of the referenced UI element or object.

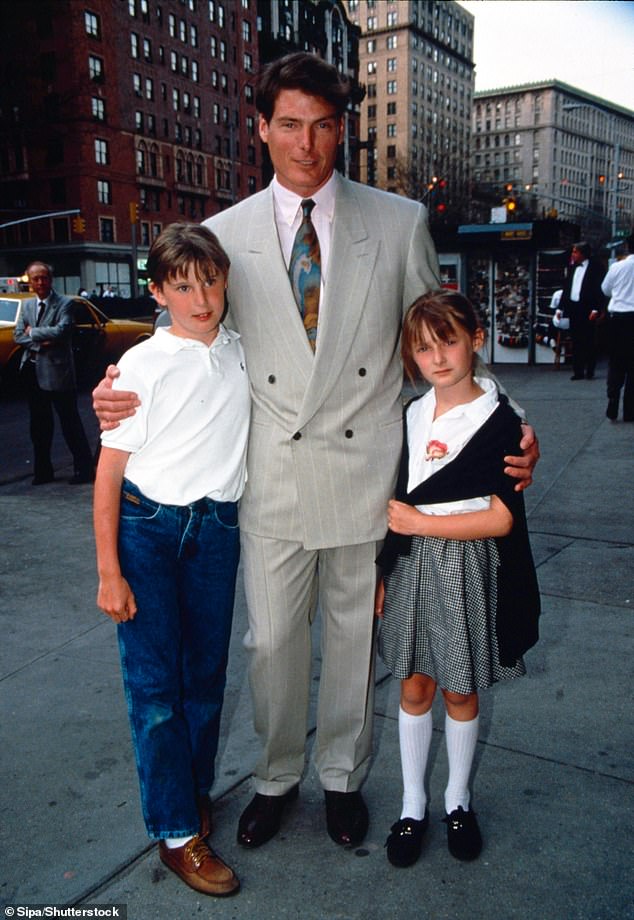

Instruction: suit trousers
[241,532,379,794]
[21,362,94,479]
[569,310,597,378]
[606,312,634,419]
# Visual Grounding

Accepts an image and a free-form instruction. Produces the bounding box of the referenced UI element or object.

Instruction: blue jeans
[116,479,240,839]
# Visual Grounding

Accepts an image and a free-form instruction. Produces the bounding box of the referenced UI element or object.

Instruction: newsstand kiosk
[439,219,579,365]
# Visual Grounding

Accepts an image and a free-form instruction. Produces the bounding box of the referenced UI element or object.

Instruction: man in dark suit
[14,261,94,484]
[559,241,607,380]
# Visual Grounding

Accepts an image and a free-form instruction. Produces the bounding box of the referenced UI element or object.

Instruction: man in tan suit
[93,53,538,849]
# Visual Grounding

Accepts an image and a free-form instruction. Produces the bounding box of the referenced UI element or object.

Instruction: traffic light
[72,215,86,234]
[505,197,517,213]
[129,201,139,224]
[598,174,606,185]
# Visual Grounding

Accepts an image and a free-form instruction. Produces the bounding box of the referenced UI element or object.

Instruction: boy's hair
[401,289,483,382]
[147,223,230,288]
[256,52,352,122]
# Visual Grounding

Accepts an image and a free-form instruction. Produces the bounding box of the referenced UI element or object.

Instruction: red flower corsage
[425,439,449,461]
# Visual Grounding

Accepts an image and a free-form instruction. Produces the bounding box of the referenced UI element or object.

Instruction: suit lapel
[243,188,315,380]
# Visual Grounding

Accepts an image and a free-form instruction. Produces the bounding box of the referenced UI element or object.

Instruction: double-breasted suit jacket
[205,172,440,551]
[14,291,77,392]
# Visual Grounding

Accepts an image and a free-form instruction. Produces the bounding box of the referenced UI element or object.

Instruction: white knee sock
[398,706,433,821]
[444,712,479,814]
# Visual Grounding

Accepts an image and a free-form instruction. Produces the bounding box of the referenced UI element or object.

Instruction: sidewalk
[1,362,632,920]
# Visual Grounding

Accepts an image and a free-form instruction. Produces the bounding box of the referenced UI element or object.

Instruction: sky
[456,0,634,110]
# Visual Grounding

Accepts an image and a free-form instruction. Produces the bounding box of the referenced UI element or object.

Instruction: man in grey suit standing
[14,261,94,485]
[93,53,538,849]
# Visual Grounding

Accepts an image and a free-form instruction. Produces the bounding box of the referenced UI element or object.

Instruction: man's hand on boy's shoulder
[92,365,141,430]
[504,424,540,493]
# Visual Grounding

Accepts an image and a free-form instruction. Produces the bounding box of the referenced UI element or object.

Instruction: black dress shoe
[443,806,482,861]
[69,471,95,484]
[385,813,429,867]
[32,473,54,485]
[324,790,369,847]
[237,786,299,848]
[606,400,619,420]
[570,374,584,381]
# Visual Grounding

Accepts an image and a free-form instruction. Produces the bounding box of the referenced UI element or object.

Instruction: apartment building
[345,0,474,218]
[0,0,261,294]
[472,81,634,243]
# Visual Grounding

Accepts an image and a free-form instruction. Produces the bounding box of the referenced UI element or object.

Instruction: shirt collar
[424,374,499,422]
[154,323,238,353]
[271,172,337,227]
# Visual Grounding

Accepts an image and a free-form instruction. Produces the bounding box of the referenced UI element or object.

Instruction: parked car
[0,294,153,392]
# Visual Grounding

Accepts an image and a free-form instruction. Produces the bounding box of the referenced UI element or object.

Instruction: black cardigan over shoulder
[377,396,540,666]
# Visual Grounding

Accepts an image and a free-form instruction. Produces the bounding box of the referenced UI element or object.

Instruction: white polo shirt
[407,376,500,515]
[101,326,250,505]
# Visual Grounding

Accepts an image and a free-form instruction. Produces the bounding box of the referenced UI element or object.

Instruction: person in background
[559,242,607,381]
[13,261,94,485]
[601,234,634,421]
[92,52,540,853]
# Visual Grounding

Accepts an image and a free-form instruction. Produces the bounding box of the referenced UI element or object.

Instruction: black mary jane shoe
[385,813,429,867]
[443,806,482,861]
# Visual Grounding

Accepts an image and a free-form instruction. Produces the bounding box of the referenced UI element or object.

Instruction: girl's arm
[387,494,513,541]
[94,446,138,623]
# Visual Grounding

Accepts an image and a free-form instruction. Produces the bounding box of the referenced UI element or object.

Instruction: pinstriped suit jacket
[13,291,76,392]
[204,172,440,550]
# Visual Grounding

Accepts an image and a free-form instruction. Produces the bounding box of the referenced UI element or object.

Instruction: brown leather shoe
[159,835,239,896]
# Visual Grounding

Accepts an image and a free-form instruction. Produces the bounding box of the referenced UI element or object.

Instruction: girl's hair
[401,289,483,382]
[147,223,230,288]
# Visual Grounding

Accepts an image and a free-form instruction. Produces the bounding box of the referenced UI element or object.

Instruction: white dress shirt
[570,260,588,301]
[407,376,500,516]
[602,254,634,313]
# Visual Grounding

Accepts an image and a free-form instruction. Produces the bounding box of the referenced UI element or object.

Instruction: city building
[345,0,474,221]
[0,0,261,295]
[472,80,634,245]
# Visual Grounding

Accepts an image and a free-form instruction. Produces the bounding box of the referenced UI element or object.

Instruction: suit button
[345,429,354,439]
[293,432,302,441]
[268,375,276,383]
[358,367,367,376]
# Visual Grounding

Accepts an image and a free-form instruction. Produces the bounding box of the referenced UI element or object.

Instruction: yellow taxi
[0,293,153,391]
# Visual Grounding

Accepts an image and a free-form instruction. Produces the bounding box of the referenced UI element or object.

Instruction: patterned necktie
[289,198,321,350]
[36,301,46,325]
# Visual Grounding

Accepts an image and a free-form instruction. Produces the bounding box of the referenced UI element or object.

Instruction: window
[88,55,103,81]
[387,144,396,157]
[168,13,176,36]
[367,105,376,119]
[172,88,180,111]
[145,77,154,100]
[130,33,139,58]
[179,19,186,41]
[242,20,251,42]
[367,61,377,75]
[191,61,199,82]
[92,97,105,121]
[170,50,178,71]
[367,39,376,52]
[220,40,227,62]
[133,73,142,96]
[367,15,376,30]
[100,218,115,243]
[135,110,144,131]
[94,138,109,164]
[190,24,198,46]
[85,11,100,37]
[387,123,396,137]
[387,10,397,25]
[387,102,396,115]
[143,38,152,62]
[387,35,397,49]
[387,80,397,95]
[387,58,396,72]
[97,179,111,204]
[244,51,253,71]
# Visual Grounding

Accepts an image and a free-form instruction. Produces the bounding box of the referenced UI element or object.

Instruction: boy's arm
[387,494,513,541]
[92,365,141,431]
[94,446,137,622]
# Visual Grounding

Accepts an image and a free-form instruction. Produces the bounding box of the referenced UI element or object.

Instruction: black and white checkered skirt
[379,535,526,694]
